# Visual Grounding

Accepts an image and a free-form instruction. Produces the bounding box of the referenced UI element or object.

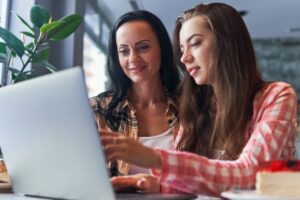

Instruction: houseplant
[0,4,83,85]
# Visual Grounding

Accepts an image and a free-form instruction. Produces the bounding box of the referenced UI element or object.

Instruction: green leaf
[42,61,58,73]
[8,67,21,74]
[0,27,25,57]
[25,42,34,52]
[0,42,7,57]
[9,67,34,83]
[0,43,7,61]
[21,31,35,38]
[40,21,63,33]
[30,5,50,28]
[47,14,83,41]
[4,46,17,57]
[13,73,28,83]
[24,70,35,75]
[12,11,34,32]
[9,67,24,82]
[32,46,49,63]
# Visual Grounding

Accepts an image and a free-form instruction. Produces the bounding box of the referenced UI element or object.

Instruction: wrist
[152,149,162,169]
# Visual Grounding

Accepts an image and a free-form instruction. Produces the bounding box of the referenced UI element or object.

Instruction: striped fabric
[151,82,297,196]
[90,93,179,175]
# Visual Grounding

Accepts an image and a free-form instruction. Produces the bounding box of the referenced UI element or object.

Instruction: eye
[137,44,150,51]
[118,49,130,56]
[191,41,201,47]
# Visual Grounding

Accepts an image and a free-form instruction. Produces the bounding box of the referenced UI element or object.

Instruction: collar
[117,93,178,112]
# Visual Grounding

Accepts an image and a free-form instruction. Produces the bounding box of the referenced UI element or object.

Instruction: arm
[102,83,297,195]
[151,83,297,195]
[89,96,108,131]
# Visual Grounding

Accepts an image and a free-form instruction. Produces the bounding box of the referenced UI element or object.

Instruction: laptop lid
[0,67,115,200]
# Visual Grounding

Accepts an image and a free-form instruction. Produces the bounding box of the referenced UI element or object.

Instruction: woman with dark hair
[101,3,297,196]
[90,10,181,177]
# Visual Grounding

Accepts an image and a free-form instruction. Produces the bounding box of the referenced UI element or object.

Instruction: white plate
[221,190,300,200]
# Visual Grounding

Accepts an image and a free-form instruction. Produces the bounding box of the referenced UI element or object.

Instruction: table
[0,183,223,200]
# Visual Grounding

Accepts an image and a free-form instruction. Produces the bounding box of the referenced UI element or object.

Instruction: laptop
[0,67,197,200]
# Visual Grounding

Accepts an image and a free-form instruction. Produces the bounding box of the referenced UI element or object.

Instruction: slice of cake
[0,159,10,183]
[0,159,12,192]
[256,160,300,198]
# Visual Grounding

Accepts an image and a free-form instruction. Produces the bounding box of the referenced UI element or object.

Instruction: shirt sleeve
[89,96,111,131]
[151,83,297,195]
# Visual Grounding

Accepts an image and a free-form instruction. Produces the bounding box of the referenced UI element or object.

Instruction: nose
[180,49,192,65]
[129,50,139,63]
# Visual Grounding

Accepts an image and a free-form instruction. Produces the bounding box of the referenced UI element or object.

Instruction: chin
[194,78,208,86]
[130,78,146,83]
[194,79,203,85]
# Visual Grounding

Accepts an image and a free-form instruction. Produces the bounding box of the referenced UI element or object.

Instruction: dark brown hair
[174,3,263,159]
[102,10,181,130]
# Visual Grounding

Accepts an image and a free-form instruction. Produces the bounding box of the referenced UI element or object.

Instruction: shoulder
[254,81,297,112]
[90,91,114,110]
[262,81,295,94]
[257,82,296,100]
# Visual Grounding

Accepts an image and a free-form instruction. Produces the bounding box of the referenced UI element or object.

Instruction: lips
[127,65,147,73]
[187,66,200,76]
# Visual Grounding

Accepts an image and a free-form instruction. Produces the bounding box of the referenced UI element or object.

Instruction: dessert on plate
[256,160,300,198]
[0,159,10,183]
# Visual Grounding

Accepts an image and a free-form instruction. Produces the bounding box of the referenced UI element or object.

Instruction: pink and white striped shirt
[151,82,297,196]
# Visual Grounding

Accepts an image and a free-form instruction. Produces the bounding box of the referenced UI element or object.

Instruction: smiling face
[116,20,161,84]
[179,16,216,86]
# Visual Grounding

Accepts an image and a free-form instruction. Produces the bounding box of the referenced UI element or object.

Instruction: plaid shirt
[90,93,179,176]
[151,82,298,195]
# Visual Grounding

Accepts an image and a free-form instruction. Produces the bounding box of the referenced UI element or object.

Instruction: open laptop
[0,67,196,200]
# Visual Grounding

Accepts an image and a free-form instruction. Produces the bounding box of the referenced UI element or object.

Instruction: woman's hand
[100,130,161,169]
[111,174,161,193]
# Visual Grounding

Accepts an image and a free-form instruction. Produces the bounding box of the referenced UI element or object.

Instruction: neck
[128,78,167,107]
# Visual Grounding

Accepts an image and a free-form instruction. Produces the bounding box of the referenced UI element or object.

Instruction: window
[83,34,107,97]
[0,0,9,28]
[0,0,9,86]
[83,0,112,97]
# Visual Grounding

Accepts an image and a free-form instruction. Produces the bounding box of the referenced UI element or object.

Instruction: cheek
[153,55,161,69]
[207,50,216,68]
[201,48,214,66]
[118,57,131,76]
[149,51,161,69]
[118,56,127,70]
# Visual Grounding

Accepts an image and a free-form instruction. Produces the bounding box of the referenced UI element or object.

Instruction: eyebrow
[118,39,151,48]
[181,33,203,47]
[136,39,151,44]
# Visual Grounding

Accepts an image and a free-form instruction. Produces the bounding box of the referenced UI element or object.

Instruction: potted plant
[0,4,83,85]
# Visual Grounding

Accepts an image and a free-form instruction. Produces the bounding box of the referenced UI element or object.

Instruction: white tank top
[128,128,173,175]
